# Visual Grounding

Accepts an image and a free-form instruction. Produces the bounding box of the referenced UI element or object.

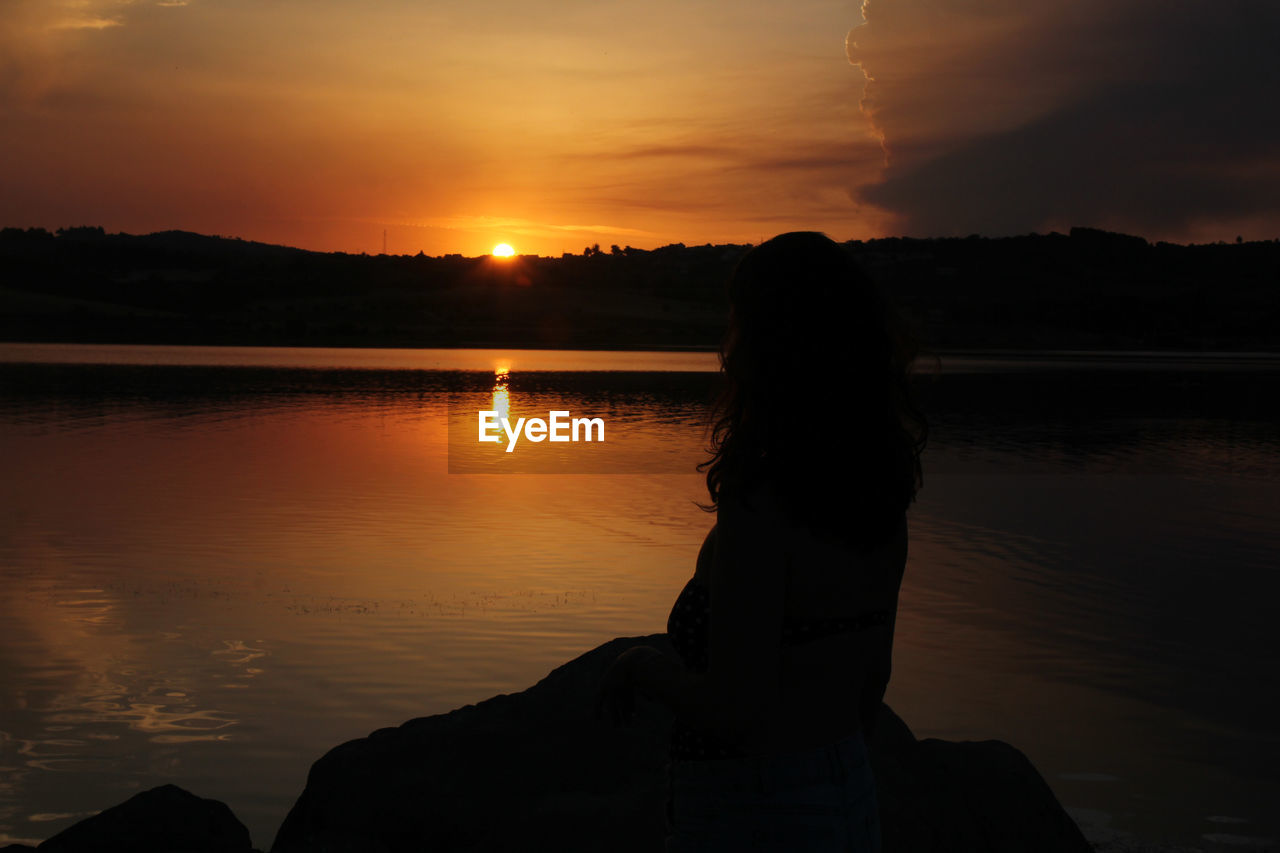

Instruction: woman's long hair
[699,232,926,550]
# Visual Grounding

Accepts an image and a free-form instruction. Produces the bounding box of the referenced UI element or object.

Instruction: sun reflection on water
[491,366,511,448]
[492,366,510,413]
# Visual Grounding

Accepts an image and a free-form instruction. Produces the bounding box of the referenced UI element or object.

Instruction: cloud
[847,0,1280,240]
[50,16,123,29]
[36,0,140,31]
[418,215,656,240]
[1,0,139,103]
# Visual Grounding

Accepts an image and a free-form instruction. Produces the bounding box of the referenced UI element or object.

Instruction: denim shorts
[665,733,881,852]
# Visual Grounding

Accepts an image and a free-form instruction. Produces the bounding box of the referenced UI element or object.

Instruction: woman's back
[671,486,907,756]
[775,511,905,751]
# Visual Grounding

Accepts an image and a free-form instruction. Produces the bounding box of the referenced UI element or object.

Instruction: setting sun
[492,243,515,258]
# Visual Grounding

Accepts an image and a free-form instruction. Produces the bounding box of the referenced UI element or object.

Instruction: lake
[1,343,1278,850]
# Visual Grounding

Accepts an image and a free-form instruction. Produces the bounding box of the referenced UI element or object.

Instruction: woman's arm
[600,489,788,748]
[857,638,892,742]
[597,644,702,724]
[702,486,786,745]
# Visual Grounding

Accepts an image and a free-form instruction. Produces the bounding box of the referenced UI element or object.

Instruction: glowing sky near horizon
[1,0,1277,255]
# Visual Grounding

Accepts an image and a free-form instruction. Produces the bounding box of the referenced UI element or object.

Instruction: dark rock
[871,706,1091,852]
[37,784,252,853]
[272,634,1092,853]
[272,635,672,853]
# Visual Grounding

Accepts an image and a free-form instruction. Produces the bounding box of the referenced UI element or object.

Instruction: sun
[492,243,515,258]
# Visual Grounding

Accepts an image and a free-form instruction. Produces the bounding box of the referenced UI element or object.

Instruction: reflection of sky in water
[4,578,260,735]
[0,569,270,845]
[1,350,1278,848]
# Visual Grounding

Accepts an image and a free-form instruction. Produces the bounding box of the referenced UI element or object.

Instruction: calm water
[1,344,1278,850]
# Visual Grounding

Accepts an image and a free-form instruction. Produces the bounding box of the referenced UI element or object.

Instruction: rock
[272,635,673,852]
[273,634,1091,853]
[36,784,253,853]
[870,706,1090,852]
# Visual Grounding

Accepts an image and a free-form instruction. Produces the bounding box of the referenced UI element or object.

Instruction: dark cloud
[604,140,884,174]
[851,0,1280,240]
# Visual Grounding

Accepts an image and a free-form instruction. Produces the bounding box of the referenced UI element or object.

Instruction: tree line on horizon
[1,225,1276,351]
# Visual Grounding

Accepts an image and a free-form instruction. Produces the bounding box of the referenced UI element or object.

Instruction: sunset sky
[2,0,1277,256]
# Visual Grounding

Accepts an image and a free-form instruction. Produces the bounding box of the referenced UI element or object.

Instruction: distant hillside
[1,225,1277,351]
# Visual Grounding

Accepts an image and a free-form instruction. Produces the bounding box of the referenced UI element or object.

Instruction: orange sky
[2,0,1277,255]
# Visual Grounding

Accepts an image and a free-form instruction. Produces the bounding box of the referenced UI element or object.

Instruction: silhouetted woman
[598,232,925,852]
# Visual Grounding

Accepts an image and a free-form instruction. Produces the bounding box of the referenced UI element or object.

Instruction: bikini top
[666,576,892,675]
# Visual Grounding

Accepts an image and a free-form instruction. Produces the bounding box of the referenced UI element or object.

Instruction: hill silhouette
[1,225,1276,351]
